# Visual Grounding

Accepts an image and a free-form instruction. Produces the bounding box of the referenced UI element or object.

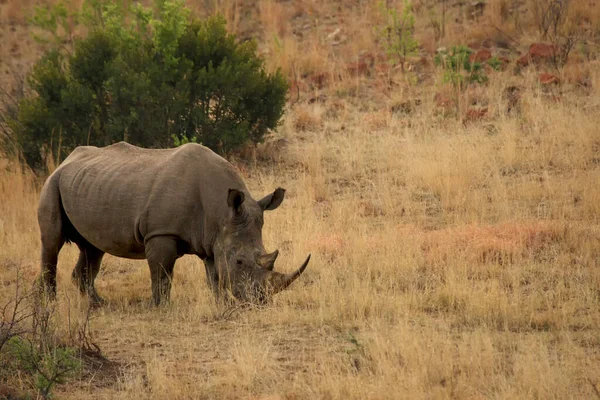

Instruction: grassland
[1,0,600,399]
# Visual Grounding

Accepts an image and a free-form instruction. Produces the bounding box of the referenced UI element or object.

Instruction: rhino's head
[213,187,310,304]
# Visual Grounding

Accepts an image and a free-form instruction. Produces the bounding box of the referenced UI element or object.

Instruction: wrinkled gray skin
[37,141,310,306]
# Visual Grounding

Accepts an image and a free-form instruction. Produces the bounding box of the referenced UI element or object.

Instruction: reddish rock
[347,52,379,77]
[469,49,492,63]
[503,85,521,113]
[497,56,511,70]
[465,107,488,122]
[539,72,560,85]
[516,53,528,67]
[359,52,376,67]
[549,95,563,102]
[309,72,329,88]
[375,52,388,63]
[288,79,306,95]
[482,38,495,48]
[347,61,369,76]
[517,43,557,67]
[530,43,557,58]
[468,40,482,50]
[374,63,390,75]
[434,93,452,106]
[434,93,455,113]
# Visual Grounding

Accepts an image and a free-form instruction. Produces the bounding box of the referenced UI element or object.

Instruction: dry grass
[1,0,600,398]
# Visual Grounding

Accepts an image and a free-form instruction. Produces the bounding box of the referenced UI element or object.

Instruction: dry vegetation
[1,0,600,398]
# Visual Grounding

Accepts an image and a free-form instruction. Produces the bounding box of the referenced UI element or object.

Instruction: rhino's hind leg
[145,237,178,306]
[40,239,64,300]
[72,243,105,306]
[38,180,66,300]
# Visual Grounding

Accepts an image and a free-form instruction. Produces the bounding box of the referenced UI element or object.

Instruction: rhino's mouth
[231,254,311,304]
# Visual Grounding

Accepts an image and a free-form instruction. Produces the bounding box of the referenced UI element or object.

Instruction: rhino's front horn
[270,254,311,294]
[257,250,279,271]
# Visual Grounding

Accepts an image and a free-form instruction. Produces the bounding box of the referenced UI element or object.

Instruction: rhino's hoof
[88,292,107,308]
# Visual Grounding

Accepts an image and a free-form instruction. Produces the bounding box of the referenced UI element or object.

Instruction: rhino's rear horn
[270,254,311,294]
[257,250,279,271]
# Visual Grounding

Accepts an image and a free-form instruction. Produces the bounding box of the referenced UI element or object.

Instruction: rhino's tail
[57,187,85,246]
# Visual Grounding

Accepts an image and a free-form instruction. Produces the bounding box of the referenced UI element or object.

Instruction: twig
[289,60,301,107]
[0,267,36,351]
[219,302,253,320]
[589,378,600,399]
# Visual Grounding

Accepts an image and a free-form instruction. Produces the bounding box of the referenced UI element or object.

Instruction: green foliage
[30,0,79,49]
[375,0,419,70]
[171,134,198,147]
[487,56,502,71]
[7,336,81,399]
[434,45,497,90]
[10,0,288,170]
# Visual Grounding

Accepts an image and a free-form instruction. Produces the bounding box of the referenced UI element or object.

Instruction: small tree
[8,0,288,170]
[375,0,419,71]
[434,46,501,91]
[530,0,584,66]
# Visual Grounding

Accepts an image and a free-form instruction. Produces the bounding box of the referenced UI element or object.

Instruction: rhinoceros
[37,141,310,306]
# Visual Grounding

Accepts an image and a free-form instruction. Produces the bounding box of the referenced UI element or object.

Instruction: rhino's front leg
[145,237,178,306]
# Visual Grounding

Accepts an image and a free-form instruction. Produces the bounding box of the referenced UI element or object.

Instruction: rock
[347,52,379,77]
[481,38,495,48]
[347,61,369,76]
[539,72,560,85]
[434,93,455,113]
[497,56,511,70]
[308,93,327,104]
[326,27,341,41]
[550,95,563,102]
[308,72,329,89]
[517,43,557,67]
[257,138,290,161]
[469,48,492,63]
[468,1,486,19]
[391,99,421,114]
[502,85,521,113]
[288,79,306,96]
[359,52,377,67]
[530,43,557,58]
[374,63,390,75]
[468,40,482,50]
[464,106,488,122]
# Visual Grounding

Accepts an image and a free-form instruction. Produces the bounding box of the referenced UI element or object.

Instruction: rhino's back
[54,142,242,258]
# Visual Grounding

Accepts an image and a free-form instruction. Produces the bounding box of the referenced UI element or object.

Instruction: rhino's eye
[236,260,243,266]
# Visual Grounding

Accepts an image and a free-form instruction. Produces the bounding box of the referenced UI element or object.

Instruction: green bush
[434,45,501,91]
[9,0,288,170]
[375,0,419,71]
[7,336,81,399]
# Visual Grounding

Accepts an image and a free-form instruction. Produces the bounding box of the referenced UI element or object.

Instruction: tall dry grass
[2,71,600,397]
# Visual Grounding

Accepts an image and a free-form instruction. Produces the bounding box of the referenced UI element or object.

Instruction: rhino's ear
[258,188,285,211]
[227,189,245,214]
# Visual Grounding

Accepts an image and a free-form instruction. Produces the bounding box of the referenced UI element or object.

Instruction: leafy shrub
[0,270,89,399]
[7,336,81,399]
[8,0,288,170]
[434,46,500,91]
